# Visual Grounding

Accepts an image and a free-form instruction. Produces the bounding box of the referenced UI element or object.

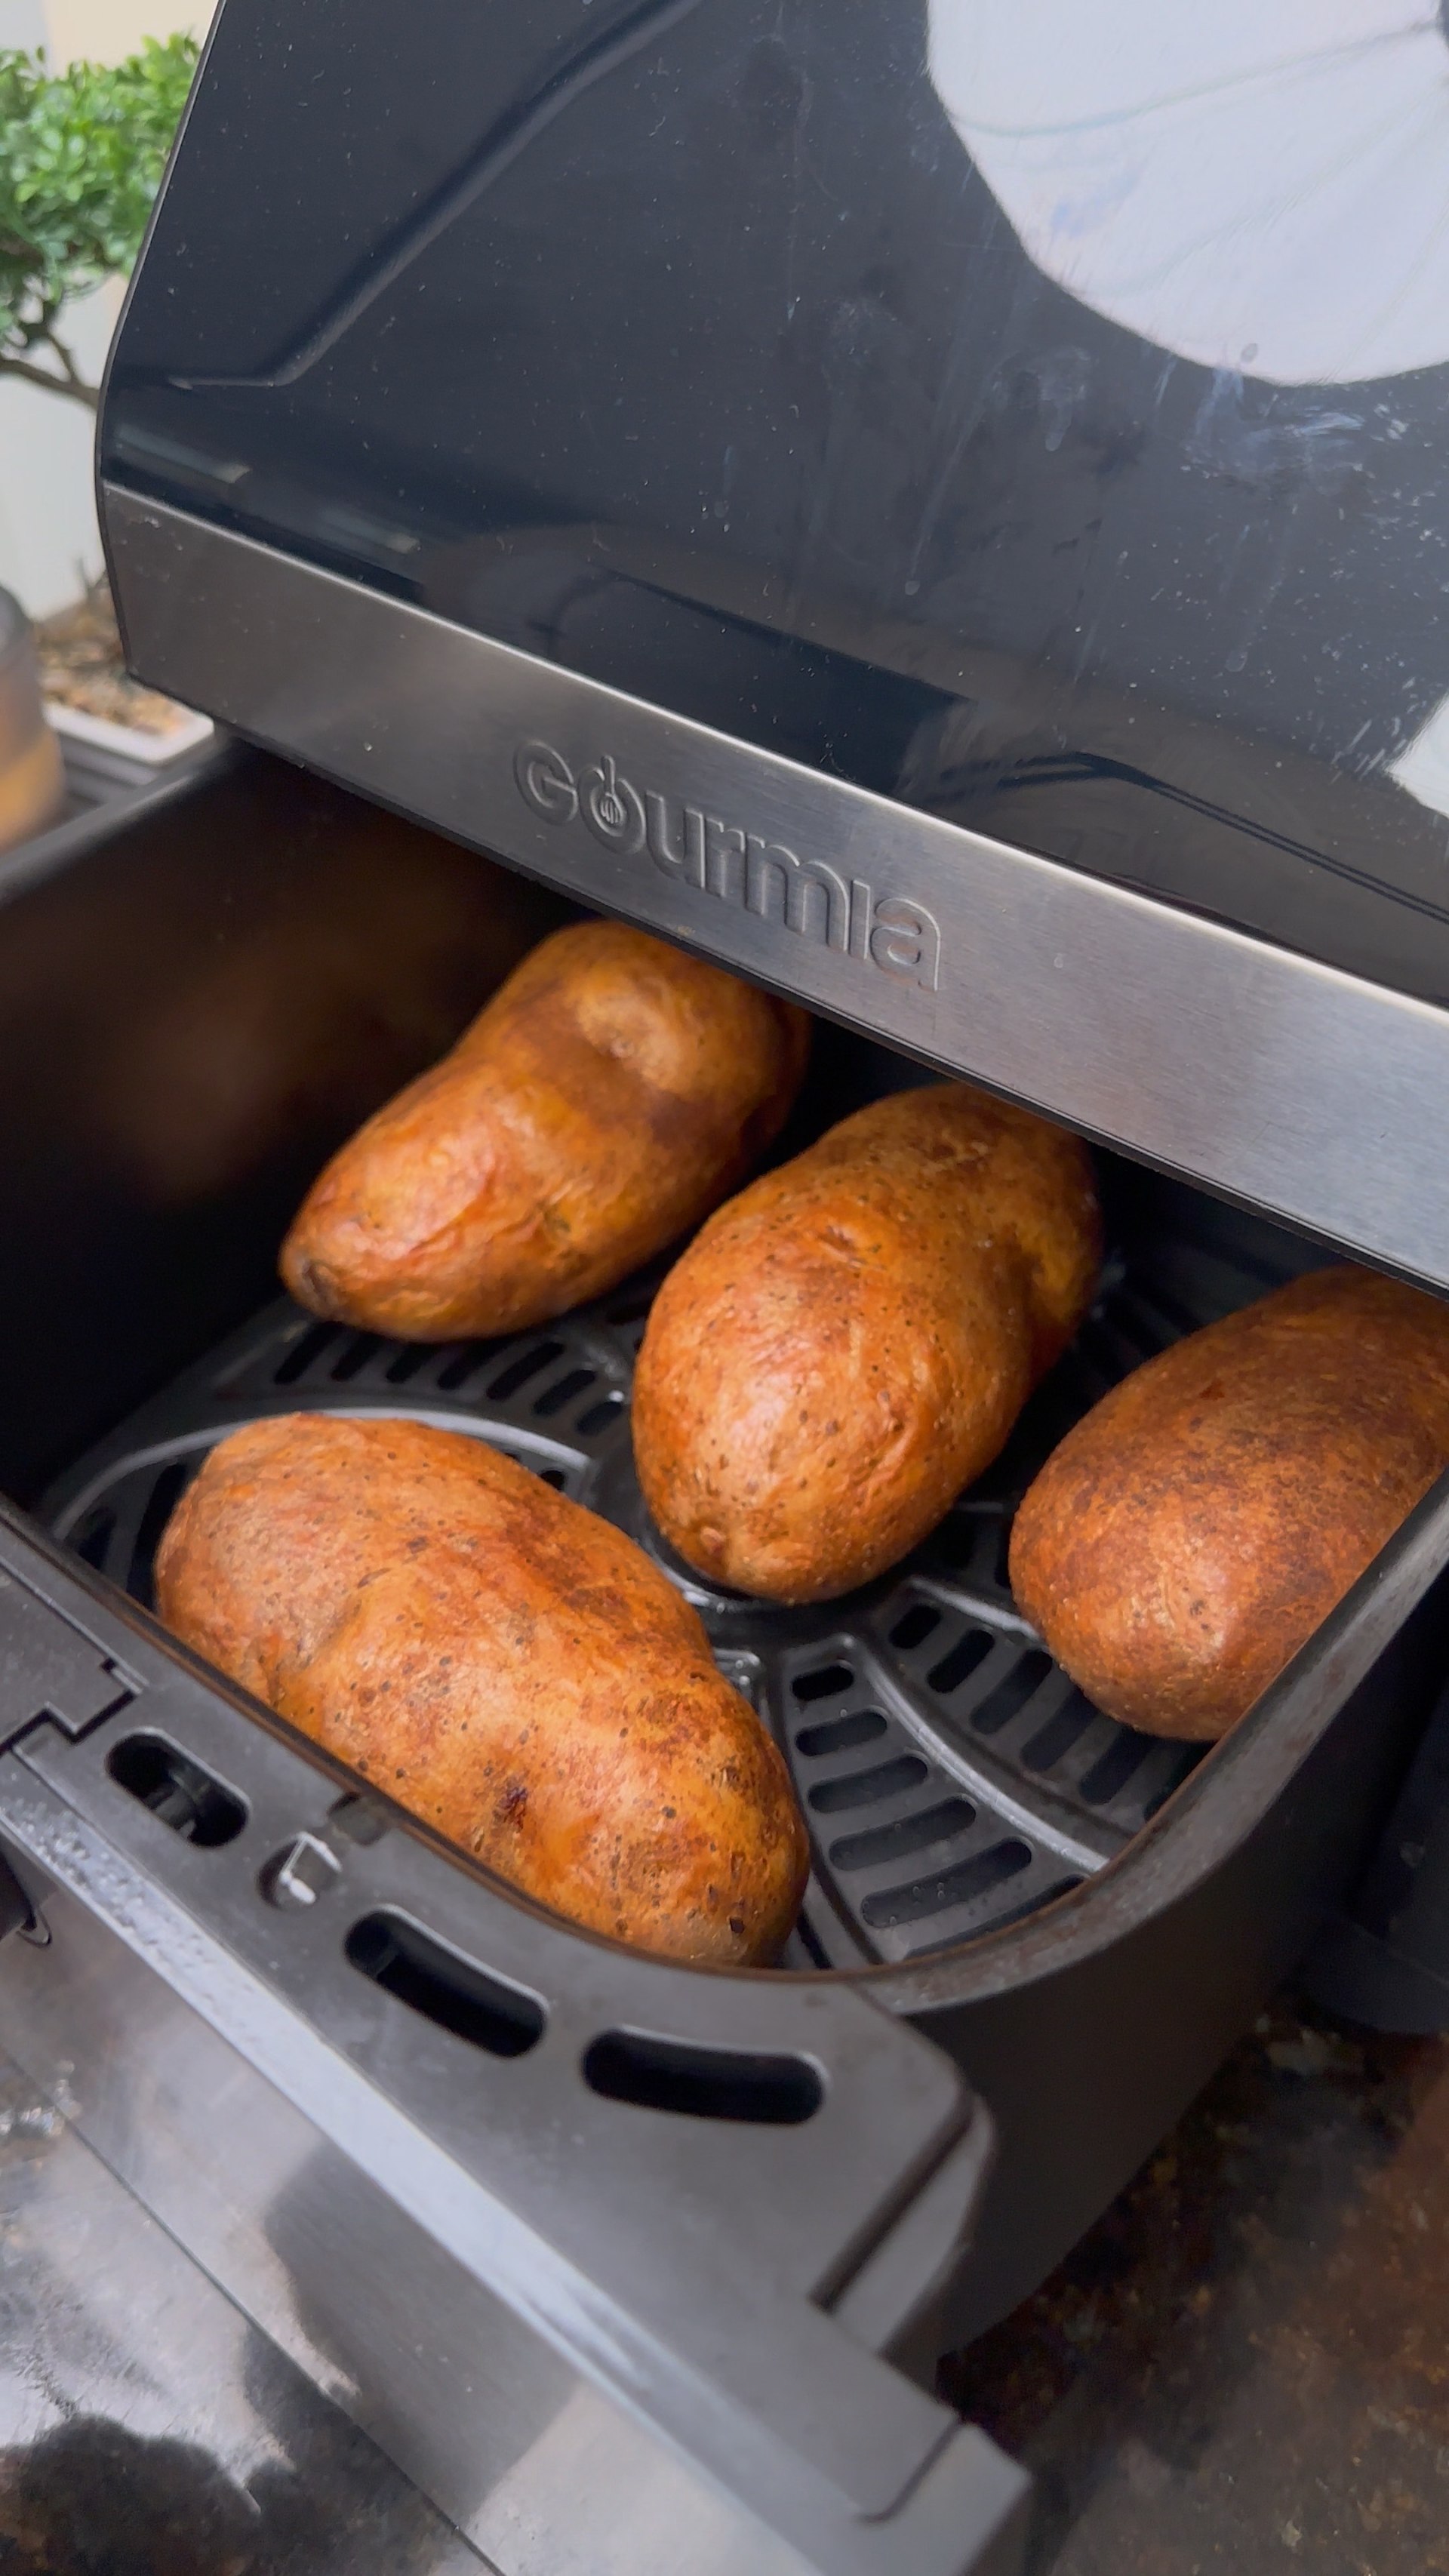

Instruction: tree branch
[0,348,99,409]
[42,326,95,396]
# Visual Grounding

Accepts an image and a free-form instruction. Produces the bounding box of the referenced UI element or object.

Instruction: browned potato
[1009,1265,1449,1743]
[281,922,810,1338]
[155,1414,808,1964]
[632,1083,1101,1603]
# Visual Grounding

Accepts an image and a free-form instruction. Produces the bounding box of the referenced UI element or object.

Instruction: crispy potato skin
[1009,1265,1449,1743]
[632,1083,1101,1603]
[155,1414,808,1963]
[280,922,811,1337]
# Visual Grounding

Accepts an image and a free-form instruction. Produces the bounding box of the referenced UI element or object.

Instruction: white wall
[0,0,211,70]
[0,0,46,48]
[0,0,216,618]
[45,0,209,58]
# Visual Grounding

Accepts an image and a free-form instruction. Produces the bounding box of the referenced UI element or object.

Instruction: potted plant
[1,34,211,768]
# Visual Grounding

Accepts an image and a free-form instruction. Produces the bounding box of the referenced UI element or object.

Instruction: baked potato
[281,922,810,1338]
[1009,1263,1449,1740]
[632,1082,1101,1602]
[155,1412,808,1962]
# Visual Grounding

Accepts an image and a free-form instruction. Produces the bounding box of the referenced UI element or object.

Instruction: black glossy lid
[103,0,1449,1002]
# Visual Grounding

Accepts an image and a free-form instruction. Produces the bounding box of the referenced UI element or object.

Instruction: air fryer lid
[103,0,1449,994]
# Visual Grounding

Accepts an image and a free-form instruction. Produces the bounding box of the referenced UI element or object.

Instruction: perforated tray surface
[44,1226,1281,1968]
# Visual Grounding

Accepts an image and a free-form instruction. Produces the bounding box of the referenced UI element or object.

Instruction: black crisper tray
[43,1216,1291,1972]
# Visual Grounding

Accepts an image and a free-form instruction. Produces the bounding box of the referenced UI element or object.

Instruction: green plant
[0,33,198,411]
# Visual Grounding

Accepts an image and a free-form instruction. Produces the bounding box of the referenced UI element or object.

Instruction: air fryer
[0,5,1447,2571]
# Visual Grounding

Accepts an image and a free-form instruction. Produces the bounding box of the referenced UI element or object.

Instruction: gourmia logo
[513,740,941,993]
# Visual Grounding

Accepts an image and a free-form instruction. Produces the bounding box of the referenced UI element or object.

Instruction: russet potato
[155,1413,808,1963]
[281,922,810,1338]
[1009,1264,1449,1741]
[632,1082,1101,1602]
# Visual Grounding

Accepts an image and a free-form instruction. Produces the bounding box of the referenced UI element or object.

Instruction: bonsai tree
[0,34,198,412]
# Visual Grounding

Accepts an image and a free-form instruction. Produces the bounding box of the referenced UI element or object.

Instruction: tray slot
[346,1908,544,2058]
[582,2030,823,2126]
[107,1731,247,1848]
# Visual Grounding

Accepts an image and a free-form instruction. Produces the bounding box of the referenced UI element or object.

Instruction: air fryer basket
[39,1218,1297,1973]
[1,743,1446,2371]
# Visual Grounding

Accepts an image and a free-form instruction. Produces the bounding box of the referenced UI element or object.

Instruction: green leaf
[0,33,198,383]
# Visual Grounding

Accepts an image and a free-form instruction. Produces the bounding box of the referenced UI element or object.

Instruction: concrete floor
[945,1988,1449,2574]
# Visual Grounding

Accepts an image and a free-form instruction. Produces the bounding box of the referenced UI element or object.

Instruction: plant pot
[0,589,65,852]
[37,581,214,776]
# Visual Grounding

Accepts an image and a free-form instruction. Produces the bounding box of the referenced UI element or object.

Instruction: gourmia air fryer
[1,5,1447,2569]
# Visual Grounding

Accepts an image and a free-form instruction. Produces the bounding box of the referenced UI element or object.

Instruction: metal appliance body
[37,0,1449,2558]
[0,759,1444,2568]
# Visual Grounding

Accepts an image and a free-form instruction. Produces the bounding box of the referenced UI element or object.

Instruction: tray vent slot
[792,1660,854,1704]
[108,1732,246,1848]
[927,1630,995,1695]
[272,1322,339,1386]
[974,1650,1055,1740]
[583,2030,821,2125]
[829,1798,976,1873]
[532,1366,595,1419]
[795,1709,887,1759]
[346,1910,543,2058]
[1079,1730,1155,1806]
[860,1837,1032,1931]
[429,1346,483,1392]
[128,1460,194,1609]
[808,1755,928,1814]
[906,1870,1085,1953]
[888,1603,942,1652]
[485,1340,565,1402]
[328,1331,383,1383]
[1020,1686,1096,1769]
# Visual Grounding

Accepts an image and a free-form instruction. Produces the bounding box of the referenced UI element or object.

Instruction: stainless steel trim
[106,485,1449,1291]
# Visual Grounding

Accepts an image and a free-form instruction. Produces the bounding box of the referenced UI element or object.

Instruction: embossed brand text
[514,740,941,993]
